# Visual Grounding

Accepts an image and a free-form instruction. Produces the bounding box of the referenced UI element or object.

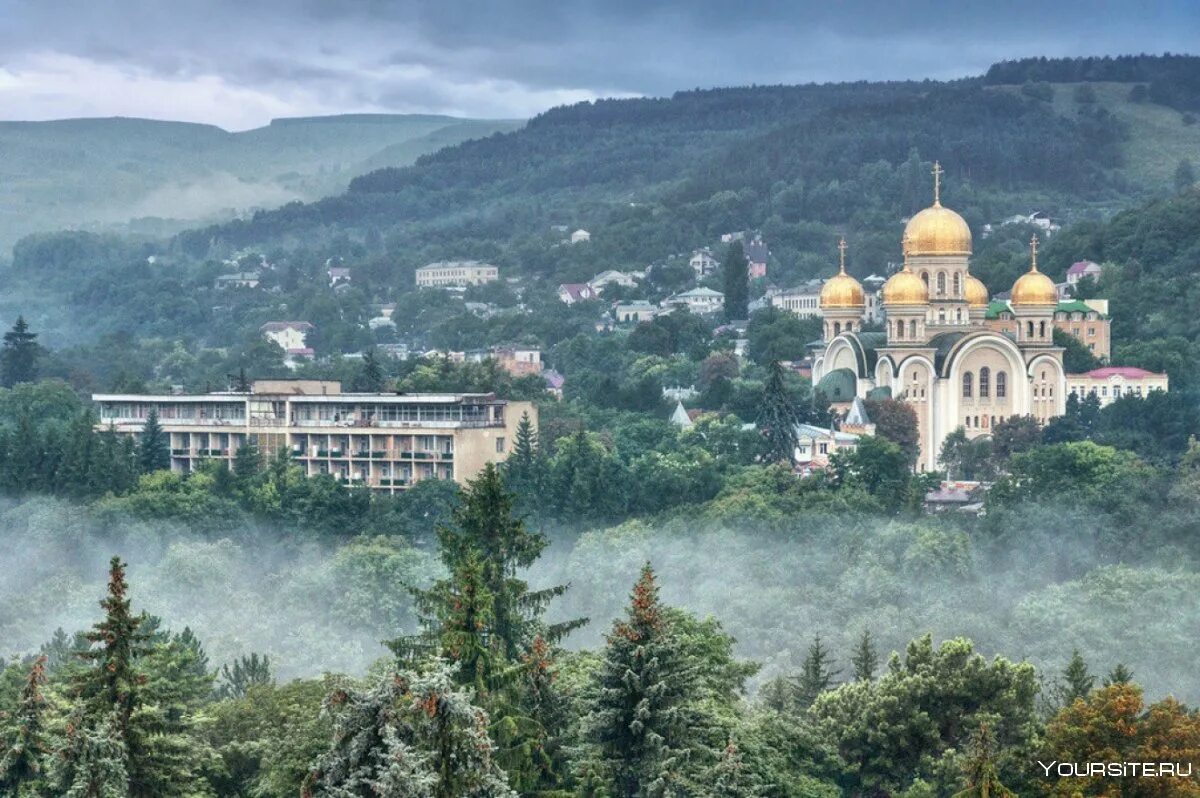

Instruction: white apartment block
[93,380,535,493]
[415,260,500,288]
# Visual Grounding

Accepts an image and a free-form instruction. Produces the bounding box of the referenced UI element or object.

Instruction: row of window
[961,368,1008,399]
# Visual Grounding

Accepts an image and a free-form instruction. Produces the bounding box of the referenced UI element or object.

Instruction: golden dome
[902,161,971,256]
[882,242,929,305]
[819,238,865,309]
[903,203,972,256]
[1011,235,1057,306]
[965,274,989,308]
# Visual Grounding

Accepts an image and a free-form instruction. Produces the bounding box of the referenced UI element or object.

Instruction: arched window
[962,372,974,398]
[936,272,946,296]
[895,320,903,339]
[834,321,841,335]
[996,371,1007,398]
[909,319,917,338]
[953,273,962,296]
[921,271,929,287]
[845,321,853,331]
[938,310,946,324]
[955,308,962,323]
[979,367,990,398]
[1026,321,1035,338]
[1039,320,1046,338]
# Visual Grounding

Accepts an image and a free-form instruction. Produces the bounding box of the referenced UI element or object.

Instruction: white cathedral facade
[811,164,1067,472]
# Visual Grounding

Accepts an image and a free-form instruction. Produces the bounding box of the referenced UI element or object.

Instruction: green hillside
[0,113,521,249]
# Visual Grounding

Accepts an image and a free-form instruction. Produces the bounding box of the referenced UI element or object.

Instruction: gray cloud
[0,0,1196,129]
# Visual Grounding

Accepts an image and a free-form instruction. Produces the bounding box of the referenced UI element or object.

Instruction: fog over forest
[5,496,1193,701]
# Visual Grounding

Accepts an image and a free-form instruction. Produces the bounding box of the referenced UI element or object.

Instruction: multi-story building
[664,287,724,315]
[689,248,719,278]
[93,380,535,493]
[769,280,824,318]
[415,261,499,288]
[984,298,1111,360]
[1067,366,1168,407]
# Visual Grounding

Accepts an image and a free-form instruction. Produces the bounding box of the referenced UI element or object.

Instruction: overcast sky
[0,0,1196,130]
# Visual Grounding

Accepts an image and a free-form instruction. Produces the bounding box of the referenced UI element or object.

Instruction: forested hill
[984,53,1200,111]
[0,113,520,249]
[172,54,1200,281]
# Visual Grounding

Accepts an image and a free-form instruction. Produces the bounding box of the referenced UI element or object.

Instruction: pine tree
[215,653,273,700]
[722,241,750,321]
[584,564,706,797]
[1061,649,1095,704]
[794,635,840,709]
[75,557,149,735]
[756,361,799,466]
[234,366,251,392]
[0,656,49,796]
[136,408,170,474]
[304,664,514,798]
[951,725,1016,798]
[57,410,102,498]
[0,316,39,387]
[852,629,879,682]
[503,411,544,504]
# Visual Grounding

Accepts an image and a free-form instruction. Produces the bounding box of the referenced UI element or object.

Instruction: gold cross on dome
[838,236,847,273]
[1030,234,1040,270]
[932,161,944,204]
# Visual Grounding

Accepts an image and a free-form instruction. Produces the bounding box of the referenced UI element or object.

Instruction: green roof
[984,300,1011,319]
[816,367,857,402]
[1055,300,1107,318]
[866,386,893,401]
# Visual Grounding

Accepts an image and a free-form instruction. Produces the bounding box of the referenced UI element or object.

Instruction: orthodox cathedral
[811,163,1066,472]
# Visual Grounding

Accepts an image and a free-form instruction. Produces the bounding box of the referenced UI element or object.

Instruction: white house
[260,321,315,367]
[588,270,640,293]
[664,287,724,315]
[613,300,657,323]
[689,248,719,278]
[557,283,597,304]
[570,229,592,244]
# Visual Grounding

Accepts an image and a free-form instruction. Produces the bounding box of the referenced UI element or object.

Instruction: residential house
[613,300,657,324]
[570,229,591,244]
[985,298,1112,360]
[1065,260,1103,287]
[588,270,640,293]
[260,321,315,367]
[491,346,542,377]
[769,279,824,318]
[745,236,769,279]
[664,287,724,315]
[794,424,860,475]
[689,248,719,278]
[542,369,565,399]
[328,266,352,287]
[557,283,597,304]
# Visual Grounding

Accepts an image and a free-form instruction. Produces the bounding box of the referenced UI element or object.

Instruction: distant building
[839,396,876,437]
[557,283,597,304]
[260,321,315,366]
[491,346,542,377]
[214,272,261,290]
[92,381,534,492]
[689,248,719,278]
[570,229,591,244]
[588,270,640,292]
[662,385,699,402]
[368,315,395,330]
[769,280,824,318]
[794,423,860,474]
[670,401,694,428]
[664,287,724,315]
[328,267,352,287]
[985,298,1112,361]
[416,261,499,288]
[745,236,769,279]
[542,369,565,399]
[1065,260,1103,286]
[1067,366,1169,407]
[613,300,657,324]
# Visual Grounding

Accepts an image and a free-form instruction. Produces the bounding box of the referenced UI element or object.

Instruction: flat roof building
[93,380,534,493]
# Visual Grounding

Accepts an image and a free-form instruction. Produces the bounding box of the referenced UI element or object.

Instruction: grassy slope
[993,82,1200,191]
[0,114,521,251]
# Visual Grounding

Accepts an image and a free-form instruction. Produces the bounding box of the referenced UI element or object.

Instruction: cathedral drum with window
[812,162,1066,472]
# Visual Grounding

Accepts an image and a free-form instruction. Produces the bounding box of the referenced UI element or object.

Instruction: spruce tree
[1104,663,1134,686]
[1061,649,1095,703]
[0,656,49,796]
[304,664,514,798]
[136,408,170,474]
[75,557,149,735]
[794,635,840,709]
[756,361,800,466]
[233,438,263,482]
[354,349,387,392]
[503,412,544,503]
[0,316,39,387]
[722,241,750,321]
[710,739,765,798]
[56,710,130,798]
[852,629,879,682]
[584,564,706,797]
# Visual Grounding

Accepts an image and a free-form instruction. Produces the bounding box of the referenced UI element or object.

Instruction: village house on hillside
[689,248,719,278]
[260,321,315,367]
[415,260,499,288]
[557,283,597,304]
[664,287,724,315]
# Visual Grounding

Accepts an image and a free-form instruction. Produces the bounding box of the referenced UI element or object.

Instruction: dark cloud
[0,0,1195,129]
